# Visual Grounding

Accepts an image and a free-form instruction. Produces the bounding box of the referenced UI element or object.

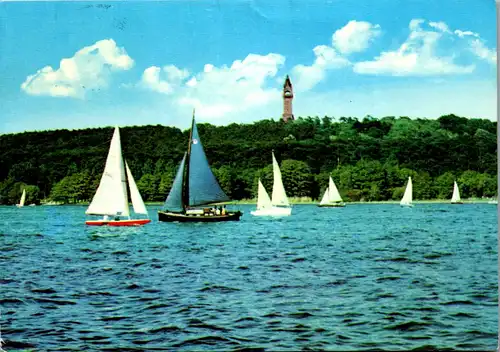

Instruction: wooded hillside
[0,114,497,205]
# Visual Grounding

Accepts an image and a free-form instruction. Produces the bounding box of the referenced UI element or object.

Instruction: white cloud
[353,19,475,76]
[454,29,479,38]
[429,21,451,33]
[292,45,350,92]
[470,38,497,64]
[409,19,425,31]
[451,28,496,65]
[140,65,189,94]
[140,53,285,122]
[21,39,134,98]
[332,20,382,54]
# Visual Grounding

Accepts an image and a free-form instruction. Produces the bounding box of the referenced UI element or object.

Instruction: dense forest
[0,114,497,205]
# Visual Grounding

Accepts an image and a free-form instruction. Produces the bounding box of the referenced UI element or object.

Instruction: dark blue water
[0,203,497,351]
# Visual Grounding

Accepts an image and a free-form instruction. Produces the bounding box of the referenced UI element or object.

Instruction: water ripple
[0,203,497,350]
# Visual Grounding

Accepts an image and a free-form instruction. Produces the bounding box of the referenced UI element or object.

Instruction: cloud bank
[21,39,134,98]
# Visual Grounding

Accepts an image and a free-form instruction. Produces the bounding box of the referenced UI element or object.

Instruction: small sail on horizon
[319,176,344,206]
[17,189,26,207]
[251,154,291,216]
[451,181,462,204]
[271,151,290,207]
[400,176,413,207]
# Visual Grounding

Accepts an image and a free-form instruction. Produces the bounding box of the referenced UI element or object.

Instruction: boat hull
[251,206,292,217]
[318,203,345,207]
[451,202,463,204]
[158,211,242,222]
[85,219,151,226]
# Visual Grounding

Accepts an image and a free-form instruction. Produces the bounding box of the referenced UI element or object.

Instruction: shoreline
[35,198,497,206]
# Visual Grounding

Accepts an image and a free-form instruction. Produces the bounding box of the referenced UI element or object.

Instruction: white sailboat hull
[400,203,413,208]
[251,206,292,217]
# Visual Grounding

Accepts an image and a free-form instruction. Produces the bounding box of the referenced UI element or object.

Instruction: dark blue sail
[163,153,186,211]
[188,120,230,206]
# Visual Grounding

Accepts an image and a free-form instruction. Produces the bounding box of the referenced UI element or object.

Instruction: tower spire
[282,75,294,123]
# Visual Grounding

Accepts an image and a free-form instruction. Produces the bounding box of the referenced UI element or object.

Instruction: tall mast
[182,109,195,210]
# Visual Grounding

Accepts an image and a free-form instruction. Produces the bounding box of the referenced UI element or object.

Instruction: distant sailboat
[158,110,242,222]
[400,176,413,208]
[85,126,151,226]
[251,152,292,217]
[16,189,26,208]
[318,176,345,207]
[450,181,463,204]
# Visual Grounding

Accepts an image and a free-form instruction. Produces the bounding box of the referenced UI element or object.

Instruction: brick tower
[282,75,294,122]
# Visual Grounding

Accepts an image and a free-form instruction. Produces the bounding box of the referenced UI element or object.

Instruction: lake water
[0,203,497,351]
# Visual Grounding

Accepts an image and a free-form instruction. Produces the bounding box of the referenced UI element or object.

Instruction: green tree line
[0,114,496,205]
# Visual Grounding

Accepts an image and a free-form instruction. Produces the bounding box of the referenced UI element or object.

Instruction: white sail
[256,178,273,210]
[400,176,413,206]
[451,181,461,203]
[86,126,130,217]
[319,187,329,205]
[271,152,290,207]
[21,189,26,206]
[125,161,148,215]
[328,177,343,203]
[19,189,26,207]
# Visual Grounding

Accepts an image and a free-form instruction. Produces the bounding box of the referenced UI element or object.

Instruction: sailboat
[251,152,292,216]
[450,181,463,204]
[85,126,151,226]
[16,189,26,208]
[400,176,413,208]
[158,111,242,222]
[318,176,345,207]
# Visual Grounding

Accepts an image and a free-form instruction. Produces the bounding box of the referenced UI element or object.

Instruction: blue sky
[0,0,496,133]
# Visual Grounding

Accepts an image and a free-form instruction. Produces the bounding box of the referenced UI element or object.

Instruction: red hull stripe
[85,219,151,226]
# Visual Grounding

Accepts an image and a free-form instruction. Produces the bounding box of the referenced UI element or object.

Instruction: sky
[0,0,497,133]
